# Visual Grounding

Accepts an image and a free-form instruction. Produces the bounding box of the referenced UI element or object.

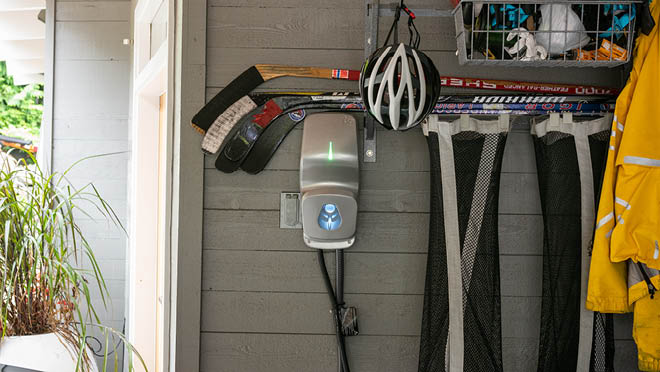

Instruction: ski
[210,93,614,174]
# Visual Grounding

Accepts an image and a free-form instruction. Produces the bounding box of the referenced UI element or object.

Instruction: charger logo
[318,204,342,231]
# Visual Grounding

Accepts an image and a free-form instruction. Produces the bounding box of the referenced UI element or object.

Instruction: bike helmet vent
[360,43,441,130]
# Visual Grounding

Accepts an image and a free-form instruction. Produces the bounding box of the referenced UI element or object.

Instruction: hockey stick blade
[213,97,351,172]
[241,108,324,174]
[214,99,286,173]
[203,92,355,155]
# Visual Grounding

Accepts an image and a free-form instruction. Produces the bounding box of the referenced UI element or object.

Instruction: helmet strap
[383,1,420,48]
[407,12,420,48]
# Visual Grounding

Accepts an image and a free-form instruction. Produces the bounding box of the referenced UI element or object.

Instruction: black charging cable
[317,250,350,372]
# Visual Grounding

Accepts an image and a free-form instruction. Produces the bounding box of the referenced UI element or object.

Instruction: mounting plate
[280,192,303,229]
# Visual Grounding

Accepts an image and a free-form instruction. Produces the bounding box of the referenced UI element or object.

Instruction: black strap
[402,5,420,48]
[382,3,402,46]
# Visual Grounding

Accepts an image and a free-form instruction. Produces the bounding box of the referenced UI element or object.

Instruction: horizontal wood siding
[201,2,637,371]
[52,0,130,367]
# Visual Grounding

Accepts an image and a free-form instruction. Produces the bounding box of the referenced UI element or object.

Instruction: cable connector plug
[340,306,359,336]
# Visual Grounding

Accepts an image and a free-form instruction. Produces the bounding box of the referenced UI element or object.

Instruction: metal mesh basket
[453,0,642,67]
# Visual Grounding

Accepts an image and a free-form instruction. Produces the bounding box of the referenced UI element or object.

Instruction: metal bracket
[363,0,380,163]
[363,117,376,162]
[280,192,302,229]
[365,0,380,57]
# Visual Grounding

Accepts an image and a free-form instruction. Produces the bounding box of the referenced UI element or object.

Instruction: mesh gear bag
[419,115,509,372]
[532,115,615,372]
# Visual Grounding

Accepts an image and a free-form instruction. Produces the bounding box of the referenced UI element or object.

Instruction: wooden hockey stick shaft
[255,64,360,81]
[254,65,618,95]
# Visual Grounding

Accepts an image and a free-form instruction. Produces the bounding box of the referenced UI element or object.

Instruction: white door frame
[128,0,175,371]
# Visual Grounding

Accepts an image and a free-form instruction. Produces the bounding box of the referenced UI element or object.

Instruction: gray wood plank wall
[52,0,130,367]
[201,1,638,371]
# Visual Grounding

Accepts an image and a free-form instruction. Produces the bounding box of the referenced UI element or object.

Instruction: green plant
[0,61,43,144]
[0,150,145,371]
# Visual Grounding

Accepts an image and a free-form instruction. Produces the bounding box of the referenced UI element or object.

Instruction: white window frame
[128,0,175,371]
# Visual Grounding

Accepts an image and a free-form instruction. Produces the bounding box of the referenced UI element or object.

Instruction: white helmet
[359,43,441,130]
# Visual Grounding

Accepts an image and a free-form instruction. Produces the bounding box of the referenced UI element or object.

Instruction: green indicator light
[328,141,334,161]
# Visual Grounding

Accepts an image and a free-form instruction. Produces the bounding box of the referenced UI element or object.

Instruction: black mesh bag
[420,118,508,372]
[534,132,582,372]
[533,119,615,372]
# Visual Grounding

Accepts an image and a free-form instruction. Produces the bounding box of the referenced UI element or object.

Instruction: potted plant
[0,151,144,371]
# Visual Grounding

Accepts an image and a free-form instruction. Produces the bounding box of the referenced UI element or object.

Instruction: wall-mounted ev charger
[300,112,359,249]
[300,112,360,372]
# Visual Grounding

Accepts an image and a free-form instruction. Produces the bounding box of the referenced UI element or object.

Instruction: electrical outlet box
[280,192,303,229]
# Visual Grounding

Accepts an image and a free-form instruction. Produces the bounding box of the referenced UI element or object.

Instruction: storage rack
[361,1,619,163]
[454,0,642,67]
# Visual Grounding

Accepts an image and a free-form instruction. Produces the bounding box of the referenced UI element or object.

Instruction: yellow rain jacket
[587,2,660,371]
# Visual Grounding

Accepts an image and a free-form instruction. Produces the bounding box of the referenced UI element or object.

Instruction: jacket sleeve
[586,83,634,314]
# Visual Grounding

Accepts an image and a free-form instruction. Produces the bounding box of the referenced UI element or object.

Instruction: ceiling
[0,0,45,85]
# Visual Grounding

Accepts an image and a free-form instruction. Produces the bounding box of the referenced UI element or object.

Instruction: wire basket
[454,0,642,67]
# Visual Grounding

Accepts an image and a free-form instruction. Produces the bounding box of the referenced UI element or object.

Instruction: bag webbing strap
[434,120,465,372]
[574,121,596,372]
[461,131,499,301]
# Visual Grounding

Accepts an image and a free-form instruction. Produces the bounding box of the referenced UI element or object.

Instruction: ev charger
[300,113,359,249]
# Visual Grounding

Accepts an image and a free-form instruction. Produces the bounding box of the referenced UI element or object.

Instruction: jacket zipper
[637,261,657,300]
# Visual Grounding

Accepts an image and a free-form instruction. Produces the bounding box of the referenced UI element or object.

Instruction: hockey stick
[193,65,619,135]
[202,91,614,154]
[191,65,360,135]
[239,101,615,174]
[201,92,356,154]
[439,77,619,96]
[212,93,614,173]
